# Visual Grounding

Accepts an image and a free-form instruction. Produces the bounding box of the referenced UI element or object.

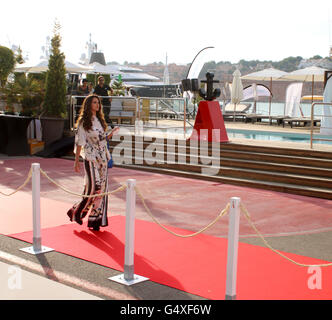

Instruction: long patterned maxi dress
[67,116,111,230]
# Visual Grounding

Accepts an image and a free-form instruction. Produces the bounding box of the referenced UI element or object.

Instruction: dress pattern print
[67,116,111,229]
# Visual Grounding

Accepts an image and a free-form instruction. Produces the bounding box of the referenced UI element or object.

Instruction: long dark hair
[75,94,107,131]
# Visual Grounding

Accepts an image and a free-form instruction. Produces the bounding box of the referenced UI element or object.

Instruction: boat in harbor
[128,83,180,98]
[107,64,180,98]
[80,35,180,98]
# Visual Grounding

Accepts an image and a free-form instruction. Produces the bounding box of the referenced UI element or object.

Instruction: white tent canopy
[14,58,92,73]
[242,84,272,101]
[241,67,289,117]
[242,84,272,113]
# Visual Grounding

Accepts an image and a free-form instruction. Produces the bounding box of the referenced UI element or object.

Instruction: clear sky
[1,0,332,65]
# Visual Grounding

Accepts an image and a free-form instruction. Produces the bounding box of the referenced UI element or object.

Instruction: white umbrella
[280,66,327,104]
[241,67,289,81]
[241,67,289,117]
[281,66,327,82]
[14,58,92,73]
[231,69,243,122]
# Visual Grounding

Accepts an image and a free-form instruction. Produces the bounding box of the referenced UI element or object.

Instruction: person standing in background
[94,76,113,122]
[76,79,90,107]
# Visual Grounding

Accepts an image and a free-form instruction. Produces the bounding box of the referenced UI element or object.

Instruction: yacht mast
[163,52,170,85]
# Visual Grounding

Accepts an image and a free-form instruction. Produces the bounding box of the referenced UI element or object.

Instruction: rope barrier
[0,168,32,196]
[2,164,332,267]
[240,203,332,267]
[32,168,232,237]
[135,185,230,237]
[39,168,127,198]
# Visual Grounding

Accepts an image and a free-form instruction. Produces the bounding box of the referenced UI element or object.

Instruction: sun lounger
[223,103,251,122]
[269,116,286,126]
[224,103,251,113]
[282,117,321,128]
[223,112,247,122]
[244,114,271,123]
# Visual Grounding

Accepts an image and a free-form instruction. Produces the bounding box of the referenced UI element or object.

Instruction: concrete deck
[111,120,332,152]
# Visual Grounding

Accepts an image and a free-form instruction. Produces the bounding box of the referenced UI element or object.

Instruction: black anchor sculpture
[199,72,221,101]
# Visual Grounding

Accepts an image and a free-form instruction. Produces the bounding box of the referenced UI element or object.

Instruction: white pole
[32,163,42,252]
[108,178,149,285]
[124,179,136,281]
[20,163,54,255]
[225,197,241,300]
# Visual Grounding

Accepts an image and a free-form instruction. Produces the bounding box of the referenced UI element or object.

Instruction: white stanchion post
[20,163,54,255]
[225,197,241,300]
[124,179,136,280]
[109,179,149,285]
[32,162,41,252]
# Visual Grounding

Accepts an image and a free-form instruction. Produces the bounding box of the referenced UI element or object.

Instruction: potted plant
[111,75,126,96]
[40,21,67,146]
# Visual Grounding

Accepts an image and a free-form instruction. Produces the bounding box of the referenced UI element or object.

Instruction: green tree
[310,55,322,60]
[272,56,303,72]
[0,46,15,88]
[43,21,67,118]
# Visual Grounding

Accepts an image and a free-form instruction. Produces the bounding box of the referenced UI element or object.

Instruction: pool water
[226,128,332,145]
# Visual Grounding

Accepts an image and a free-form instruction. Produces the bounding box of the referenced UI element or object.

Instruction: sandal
[88,210,102,231]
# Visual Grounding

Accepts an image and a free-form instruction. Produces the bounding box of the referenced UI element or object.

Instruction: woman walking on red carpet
[67,94,119,231]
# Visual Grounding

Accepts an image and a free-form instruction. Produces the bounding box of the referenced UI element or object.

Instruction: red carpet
[9,216,332,300]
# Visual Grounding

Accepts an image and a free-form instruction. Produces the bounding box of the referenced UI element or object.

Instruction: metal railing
[69,95,189,133]
[310,102,332,149]
[137,96,189,127]
[69,95,138,130]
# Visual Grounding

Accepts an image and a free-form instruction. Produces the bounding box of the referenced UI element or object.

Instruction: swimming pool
[226,128,332,145]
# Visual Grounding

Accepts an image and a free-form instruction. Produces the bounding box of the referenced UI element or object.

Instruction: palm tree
[3,75,44,115]
[15,75,44,115]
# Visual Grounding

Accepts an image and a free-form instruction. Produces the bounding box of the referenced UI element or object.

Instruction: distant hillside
[118,56,332,102]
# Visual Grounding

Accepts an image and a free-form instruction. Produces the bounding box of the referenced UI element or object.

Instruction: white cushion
[120,111,134,117]
[110,111,121,116]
